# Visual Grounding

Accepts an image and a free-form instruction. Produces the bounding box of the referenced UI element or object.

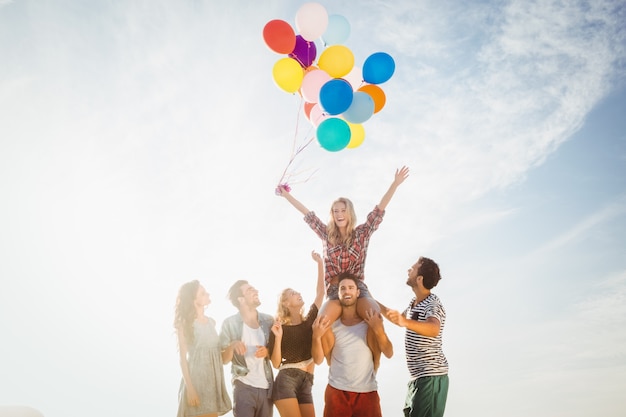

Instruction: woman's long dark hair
[174,280,200,345]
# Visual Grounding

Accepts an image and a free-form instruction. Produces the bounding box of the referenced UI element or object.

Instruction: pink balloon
[300,69,332,103]
[344,65,364,90]
[295,2,329,41]
[309,103,329,127]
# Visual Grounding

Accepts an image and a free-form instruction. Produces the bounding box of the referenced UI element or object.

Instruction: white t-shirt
[237,323,269,389]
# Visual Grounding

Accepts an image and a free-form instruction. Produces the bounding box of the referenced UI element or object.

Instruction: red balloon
[263,20,296,54]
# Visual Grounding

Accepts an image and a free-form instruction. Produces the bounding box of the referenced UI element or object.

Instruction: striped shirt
[304,206,384,285]
[404,293,448,380]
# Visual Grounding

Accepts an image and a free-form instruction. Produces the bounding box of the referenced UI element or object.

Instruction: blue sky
[1,1,625,416]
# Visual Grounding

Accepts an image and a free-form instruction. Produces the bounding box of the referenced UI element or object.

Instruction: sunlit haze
[1,1,625,416]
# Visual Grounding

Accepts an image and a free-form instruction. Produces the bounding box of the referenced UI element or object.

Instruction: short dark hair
[336,272,359,287]
[418,257,441,289]
[227,280,249,307]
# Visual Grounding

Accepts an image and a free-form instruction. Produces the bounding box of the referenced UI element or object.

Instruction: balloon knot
[275,183,291,195]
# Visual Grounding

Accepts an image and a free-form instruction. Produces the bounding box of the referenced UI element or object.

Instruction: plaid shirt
[304,205,384,284]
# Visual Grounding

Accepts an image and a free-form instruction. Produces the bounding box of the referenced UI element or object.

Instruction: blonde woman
[174,281,232,417]
[268,251,325,417]
[277,166,409,324]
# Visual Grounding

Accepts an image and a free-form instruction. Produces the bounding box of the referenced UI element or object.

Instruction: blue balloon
[319,78,353,115]
[316,118,351,152]
[321,14,350,46]
[362,52,395,84]
[342,91,374,124]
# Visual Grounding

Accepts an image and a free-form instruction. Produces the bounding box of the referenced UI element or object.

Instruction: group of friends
[173,166,449,417]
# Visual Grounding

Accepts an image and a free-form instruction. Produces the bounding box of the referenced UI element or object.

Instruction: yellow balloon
[318,45,354,78]
[272,57,304,93]
[346,121,365,148]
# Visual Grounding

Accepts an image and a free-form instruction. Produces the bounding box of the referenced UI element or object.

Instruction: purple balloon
[289,35,317,68]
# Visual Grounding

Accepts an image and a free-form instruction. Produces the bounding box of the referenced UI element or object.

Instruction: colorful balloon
[318,45,354,78]
[310,104,329,127]
[295,2,329,41]
[362,52,395,84]
[343,65,364,90]
[272,57,304,93]
[309,103,328,127]
[316,118,351,152]
[319,78,353,115]
[346,122,365,148]
[342,91,374,124]
[357,84,386,113]
[301,69,331,103]
[289,35,317,68]
[321,14,350,46]
[263,20,296,54]
[304,101,315,120]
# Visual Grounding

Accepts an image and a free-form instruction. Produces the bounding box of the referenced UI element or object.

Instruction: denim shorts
[272,368,315,403]
[326,280,371,300]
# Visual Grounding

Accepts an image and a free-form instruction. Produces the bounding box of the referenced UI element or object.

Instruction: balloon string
[276,95,317,189]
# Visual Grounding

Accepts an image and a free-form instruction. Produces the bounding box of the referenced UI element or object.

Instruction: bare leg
[275,398,303,417]
[318,299,342,325]
[356,296,381,320]
[299,403,315,417]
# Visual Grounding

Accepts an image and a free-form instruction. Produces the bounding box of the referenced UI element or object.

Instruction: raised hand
[393,165,410,186]
[271,319,283,338]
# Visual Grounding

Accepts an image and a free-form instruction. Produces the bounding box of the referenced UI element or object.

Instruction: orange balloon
[357,84,386,113]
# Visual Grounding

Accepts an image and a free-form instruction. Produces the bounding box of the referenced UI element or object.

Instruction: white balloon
[295,2,329,41]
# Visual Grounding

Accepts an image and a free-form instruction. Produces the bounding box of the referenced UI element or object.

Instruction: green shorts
[404,375,449,417]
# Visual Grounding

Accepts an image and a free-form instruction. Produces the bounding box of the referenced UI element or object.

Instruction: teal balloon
[343,91,374,124]
[319,78,353,115]
[321,14,350,46]
[316,118,351,152]
[362,52,395,84]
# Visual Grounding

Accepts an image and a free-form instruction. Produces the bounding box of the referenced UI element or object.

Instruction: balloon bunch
[263,2,395,152]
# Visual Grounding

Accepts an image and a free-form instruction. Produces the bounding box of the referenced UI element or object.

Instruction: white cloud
[532,194,626,254]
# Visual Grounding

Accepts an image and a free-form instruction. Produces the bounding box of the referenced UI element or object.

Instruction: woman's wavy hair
[174,280,200,345]
[327,197,357,247]
[276,288,304,325]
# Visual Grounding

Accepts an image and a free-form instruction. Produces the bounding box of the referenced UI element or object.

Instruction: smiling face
[194,284,211,308]
[338,277,360,307]
[332,201,349,229]
[283,289,304,309]
[239,283,261,308]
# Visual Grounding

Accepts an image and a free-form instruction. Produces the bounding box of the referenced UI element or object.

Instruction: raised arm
[312,251,325,309]
[269,319,283,369]
[377,166,409,212]
[277,186,311,216]
[387,308,441,337]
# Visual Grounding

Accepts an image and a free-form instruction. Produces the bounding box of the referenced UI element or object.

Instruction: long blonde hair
[327,197,357,247]
[276,288,304,325]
